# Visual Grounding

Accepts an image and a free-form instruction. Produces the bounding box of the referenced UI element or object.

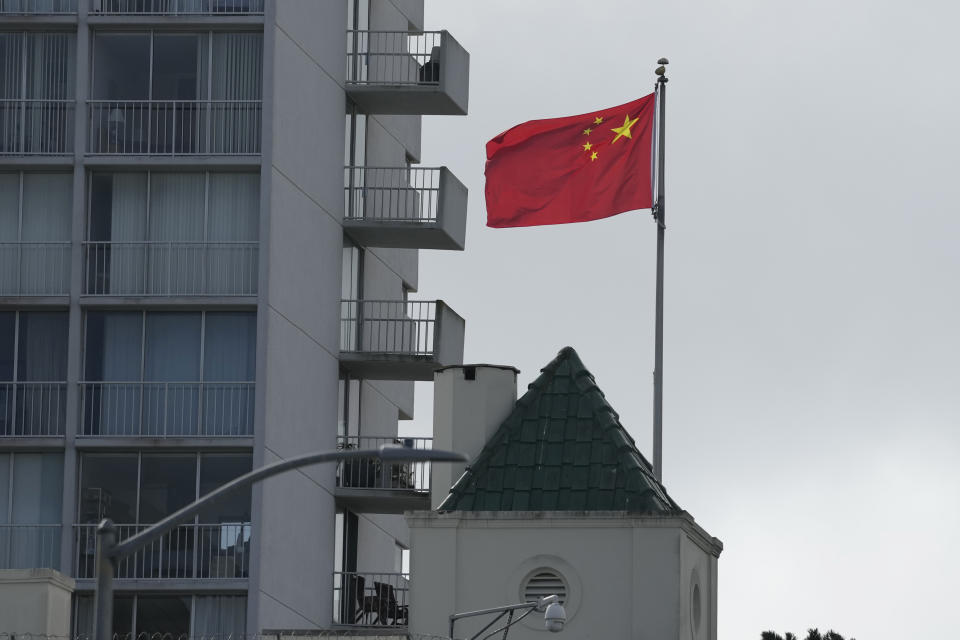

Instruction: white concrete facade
[407,511,722,640]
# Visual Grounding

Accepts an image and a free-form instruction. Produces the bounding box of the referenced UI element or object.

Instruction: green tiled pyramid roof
[438,347,681,513]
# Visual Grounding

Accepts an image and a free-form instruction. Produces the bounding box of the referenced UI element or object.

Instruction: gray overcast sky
[405,1,960,637]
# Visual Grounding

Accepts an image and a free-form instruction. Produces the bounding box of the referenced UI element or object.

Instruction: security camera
[536,594,559,611]
[543,602,566,633]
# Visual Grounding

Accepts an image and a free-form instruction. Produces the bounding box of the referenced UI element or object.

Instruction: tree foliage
[761,629,855,640]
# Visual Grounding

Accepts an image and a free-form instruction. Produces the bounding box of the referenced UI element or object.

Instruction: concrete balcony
[0,382,67,437]
[334,436,432,514]
[343,166,467,250]
[0,524,61,569]
[0,243,70,296]
[0,0,76,15]
[0,99,74,155]
[87,99,261,156]
[339,300,464,381]
[78,381,255,437]
[89,0,263,15]
[74,522,250,579]
[333,571,409,627]
[346,30,469,115]
[82,241,258,297]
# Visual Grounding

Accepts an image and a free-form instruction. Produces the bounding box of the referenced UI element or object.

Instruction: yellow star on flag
[582,142,592,151]
[583,127,592,136]
[594,116,603,125]
[590,151,598,161]
[610,113,640,144]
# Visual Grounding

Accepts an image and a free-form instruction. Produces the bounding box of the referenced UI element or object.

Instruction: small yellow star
[583,127,592,136]
[590,151,598,161]
[610,113,640,144]
[582,142,593,151]
[594,116,603,125]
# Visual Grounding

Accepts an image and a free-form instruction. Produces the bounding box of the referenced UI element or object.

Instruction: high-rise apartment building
[0,0,468,634]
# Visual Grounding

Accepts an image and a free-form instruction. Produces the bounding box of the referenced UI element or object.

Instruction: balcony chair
[373,581,408,625]
[349,574,381,625]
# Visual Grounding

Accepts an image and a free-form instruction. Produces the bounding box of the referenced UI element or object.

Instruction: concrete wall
[250,0,347,630]
[407,512,722,640]
[0,569,75,635]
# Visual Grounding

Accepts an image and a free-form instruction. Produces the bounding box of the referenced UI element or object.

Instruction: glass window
[21,173,71,241]
[139,454,197,524]
[194,595,247,636]
[11,452,62,524]
[204,312,256,382]
[17,312,68,381]
[143,312,202,382]
[78,453,138,523]
[137,595,191,636]
[0,312,14,380]
[84,311,142,381]
[152,35,201,101]
[92,34,150,100]
[198,454,251,523]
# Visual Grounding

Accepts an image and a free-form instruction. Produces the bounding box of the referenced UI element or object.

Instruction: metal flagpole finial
[655,58,669,82]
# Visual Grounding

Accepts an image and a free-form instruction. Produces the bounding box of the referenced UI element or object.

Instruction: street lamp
[449,594,567,640]
[92,445,466,640]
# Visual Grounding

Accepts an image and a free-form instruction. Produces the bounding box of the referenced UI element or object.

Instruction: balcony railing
[336,436,432,492]
[345,30,469,115]
[83,241,258,296]
[339,300,464,381]
[345,166,439,222]
[87,100,261,156]
[79,381,254,437]
[343,166,467,250]
[0,100,75,155]
[90,0,263,14]
[0,524,61,569]
[0,382,67,437]
[0,243,71,296]
[0,0,77,13]
[333,571,409,627]
[75,522,250,579]
[347,30,443,87]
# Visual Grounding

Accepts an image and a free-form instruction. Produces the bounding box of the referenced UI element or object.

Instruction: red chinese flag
[485,94,656,228]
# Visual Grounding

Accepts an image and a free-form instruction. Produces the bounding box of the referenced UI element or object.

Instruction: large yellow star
[583,142,592,151]
[610,113,639,144]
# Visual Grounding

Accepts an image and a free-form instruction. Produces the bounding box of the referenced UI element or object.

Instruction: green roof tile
[438,347,680,514]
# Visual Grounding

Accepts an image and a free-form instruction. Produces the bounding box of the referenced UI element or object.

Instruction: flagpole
[652,59,668,482]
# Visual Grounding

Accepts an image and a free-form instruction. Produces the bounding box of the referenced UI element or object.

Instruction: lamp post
[92,445,466,640]
[449,595,567,640]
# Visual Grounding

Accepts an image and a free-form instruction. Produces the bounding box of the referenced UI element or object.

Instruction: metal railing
[344,167,440,222]
[79,381,254,437]
[0,0,77,12]
[1,633,452,640]
[336,436,432,492]
[75,522,250,579]
[0,524,61,569]
[90,0,263,14]
[83,241,258,296]
[347,30,443,86]
[340,300,438,356]
[0,99,74,155]
[333,571,410,627]
[0,382,67,437]
[0,243,71,296]
[87,100,261,155]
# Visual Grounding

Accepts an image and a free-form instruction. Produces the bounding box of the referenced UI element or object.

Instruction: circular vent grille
[522,570,567,604]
